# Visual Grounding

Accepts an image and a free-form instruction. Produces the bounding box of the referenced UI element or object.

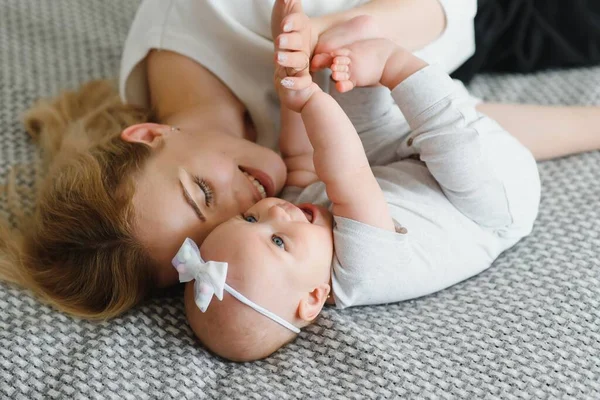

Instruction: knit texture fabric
[1,1,599,398]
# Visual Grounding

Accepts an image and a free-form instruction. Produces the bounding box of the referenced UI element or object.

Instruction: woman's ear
[298,283,330,322]
[120,123,170,147]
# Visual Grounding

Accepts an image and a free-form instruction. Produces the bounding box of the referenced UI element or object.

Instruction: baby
[175,0,540,362]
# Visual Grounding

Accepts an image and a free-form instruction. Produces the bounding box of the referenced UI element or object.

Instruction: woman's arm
[311,0,476,75]
[312,0,446,53]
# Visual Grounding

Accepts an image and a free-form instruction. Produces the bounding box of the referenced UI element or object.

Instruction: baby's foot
[311,15,380,73]
[330,39,424,93]
[329,38,398,93]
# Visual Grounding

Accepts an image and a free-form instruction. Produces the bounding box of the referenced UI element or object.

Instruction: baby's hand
[272,0,321,113]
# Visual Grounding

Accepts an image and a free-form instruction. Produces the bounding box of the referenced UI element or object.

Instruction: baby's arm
[272,2,393,230]
[279,75,395,232]
[304,87,396,231]
[272,0,318,189]
[278,97,318,188]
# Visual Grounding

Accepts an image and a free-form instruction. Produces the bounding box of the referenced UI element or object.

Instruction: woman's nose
[210,163,246,213]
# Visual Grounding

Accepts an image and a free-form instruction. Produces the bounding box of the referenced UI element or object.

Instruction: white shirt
[119,0,477,151]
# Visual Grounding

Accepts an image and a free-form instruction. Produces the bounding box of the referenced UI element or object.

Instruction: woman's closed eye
[193,176,214,206]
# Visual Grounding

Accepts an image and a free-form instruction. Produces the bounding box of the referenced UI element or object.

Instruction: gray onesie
[282,66,541,309]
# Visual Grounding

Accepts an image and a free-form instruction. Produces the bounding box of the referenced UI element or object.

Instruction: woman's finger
[277,32,303,51]
[280,12,309,34]
[276,51,309,70]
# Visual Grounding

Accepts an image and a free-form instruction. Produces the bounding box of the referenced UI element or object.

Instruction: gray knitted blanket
[1,1,599,398]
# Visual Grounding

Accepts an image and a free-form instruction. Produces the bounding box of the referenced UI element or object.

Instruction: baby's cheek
[199,222,235,260]
[316,227,335,263]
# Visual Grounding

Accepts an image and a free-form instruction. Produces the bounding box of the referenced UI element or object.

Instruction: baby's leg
[328,54,540,234]
[413,99,541,236]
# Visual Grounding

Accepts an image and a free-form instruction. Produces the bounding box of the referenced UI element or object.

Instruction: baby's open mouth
[299,206,314,223]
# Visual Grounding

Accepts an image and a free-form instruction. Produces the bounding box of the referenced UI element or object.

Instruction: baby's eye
[244,215,257,223]
[271,235,285,249]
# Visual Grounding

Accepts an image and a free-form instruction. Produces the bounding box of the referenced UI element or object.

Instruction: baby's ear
[298,283,330,321]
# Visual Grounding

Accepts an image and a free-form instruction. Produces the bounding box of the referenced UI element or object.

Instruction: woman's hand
[272,0,320,113]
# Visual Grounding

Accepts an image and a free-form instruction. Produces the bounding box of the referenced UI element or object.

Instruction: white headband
[172,238,300,334]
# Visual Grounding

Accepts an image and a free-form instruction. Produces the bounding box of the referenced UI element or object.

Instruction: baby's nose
[267,204,290,221]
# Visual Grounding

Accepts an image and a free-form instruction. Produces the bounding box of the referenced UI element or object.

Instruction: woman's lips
[240,166,275,197]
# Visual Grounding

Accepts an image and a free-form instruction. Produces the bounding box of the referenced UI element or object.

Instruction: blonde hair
[0,80,159,319]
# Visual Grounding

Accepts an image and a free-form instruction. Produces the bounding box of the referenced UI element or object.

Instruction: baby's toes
[334,80,355,93]
[331,54,352,78]
[331,64,349,73]
[331,71,350,82]
[332,55,351,66]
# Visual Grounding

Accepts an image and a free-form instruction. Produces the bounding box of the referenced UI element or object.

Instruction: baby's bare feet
[329,39,397,93]
[330,39,426,93]
[311,15,380,73]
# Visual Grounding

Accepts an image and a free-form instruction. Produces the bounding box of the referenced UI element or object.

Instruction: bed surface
[1,1,599,398]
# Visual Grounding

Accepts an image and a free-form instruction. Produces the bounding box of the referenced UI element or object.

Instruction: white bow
[171,238,228,312]
[171,238,301,333]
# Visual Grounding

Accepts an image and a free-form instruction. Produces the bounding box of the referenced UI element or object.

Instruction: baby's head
[179,197,334,361]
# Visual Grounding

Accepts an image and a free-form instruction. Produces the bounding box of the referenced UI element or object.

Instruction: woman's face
[124,124,287,287]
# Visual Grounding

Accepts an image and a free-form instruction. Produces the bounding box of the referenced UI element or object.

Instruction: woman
[0,0,597,320]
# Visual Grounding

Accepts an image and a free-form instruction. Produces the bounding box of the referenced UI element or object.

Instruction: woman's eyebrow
[180,181,206,222]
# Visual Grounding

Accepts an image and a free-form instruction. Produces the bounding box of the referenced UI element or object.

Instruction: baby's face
[200,198,334,305]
